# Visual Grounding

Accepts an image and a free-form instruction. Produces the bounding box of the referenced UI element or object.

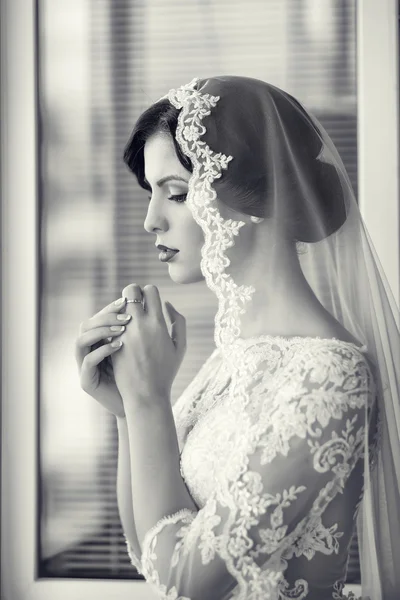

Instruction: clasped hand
[75,283,186,416]
[112,283,187,403]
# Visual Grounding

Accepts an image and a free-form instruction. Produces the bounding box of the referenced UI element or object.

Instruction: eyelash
[147,194,187,204]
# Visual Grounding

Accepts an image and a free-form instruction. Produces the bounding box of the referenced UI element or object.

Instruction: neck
[228,235,332,340]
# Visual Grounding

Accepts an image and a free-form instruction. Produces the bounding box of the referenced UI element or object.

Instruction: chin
[167,264,204,285]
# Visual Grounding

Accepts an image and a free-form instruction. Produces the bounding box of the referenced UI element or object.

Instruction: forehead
[144,132,188,180]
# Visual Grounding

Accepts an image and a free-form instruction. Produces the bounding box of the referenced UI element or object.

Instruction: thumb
[165,301,186,355]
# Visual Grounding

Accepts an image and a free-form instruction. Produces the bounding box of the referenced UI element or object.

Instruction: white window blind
[38,0,360,583]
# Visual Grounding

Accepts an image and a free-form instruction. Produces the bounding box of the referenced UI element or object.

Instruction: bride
[75,76,400,599]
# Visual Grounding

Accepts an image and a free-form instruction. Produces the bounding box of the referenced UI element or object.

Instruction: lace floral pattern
[332,580,365,600]
[283,516,343,561]
[123,532,143,574]
[167,78,255,350]
[278,576,308,600]
[135,338,376,599]
[140,509,197,600]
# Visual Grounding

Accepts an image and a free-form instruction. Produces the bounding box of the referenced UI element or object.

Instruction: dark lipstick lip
[159,249,179,263]
[156,244,179,252]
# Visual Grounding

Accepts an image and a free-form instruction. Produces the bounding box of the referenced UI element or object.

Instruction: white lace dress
[124,336,379,600]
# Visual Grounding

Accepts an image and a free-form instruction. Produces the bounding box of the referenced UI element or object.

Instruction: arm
[116,415,143,573]
[110,284,199,581]
[122,395,199,549]
[123,346,375,600]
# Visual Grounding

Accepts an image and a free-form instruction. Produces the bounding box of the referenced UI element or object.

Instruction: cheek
[181,213,204,249]
[193,222,205,246]
[192,226,205,260]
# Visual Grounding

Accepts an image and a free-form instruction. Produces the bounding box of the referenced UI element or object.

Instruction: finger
[75,326,126,368]
[122,283,144,315]
[165,301,186,356]
[94,297,127,319]
[80,340,123,389]
[142,285,164,321]
[77,325,126,353]
[79,298,127,335]
[81,311,132,334]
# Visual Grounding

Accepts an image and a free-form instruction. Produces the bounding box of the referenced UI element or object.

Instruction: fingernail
[110,325,125,332]
[114,297,126,306]
[111,340,123,348]
[117,314,131,321]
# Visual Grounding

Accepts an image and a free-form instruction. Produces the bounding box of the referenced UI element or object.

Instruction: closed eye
[147,193,187,203]
[168,193,187,203]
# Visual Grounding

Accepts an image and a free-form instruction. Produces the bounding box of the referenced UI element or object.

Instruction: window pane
[38,0,359,581]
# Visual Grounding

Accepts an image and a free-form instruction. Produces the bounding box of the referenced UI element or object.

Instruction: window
[38,0,361,582]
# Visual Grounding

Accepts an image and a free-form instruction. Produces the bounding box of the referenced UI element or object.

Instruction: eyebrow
[144,174,189,188]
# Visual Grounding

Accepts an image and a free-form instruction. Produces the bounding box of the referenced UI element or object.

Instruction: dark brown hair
[123,91,346,243]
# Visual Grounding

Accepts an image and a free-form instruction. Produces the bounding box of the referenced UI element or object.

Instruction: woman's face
[143,132,205,284]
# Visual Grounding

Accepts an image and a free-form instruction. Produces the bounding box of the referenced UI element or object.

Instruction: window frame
[1,0,398,598]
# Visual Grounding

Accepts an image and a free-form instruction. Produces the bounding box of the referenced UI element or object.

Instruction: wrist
[123,395,172,424]
[121,388,171,409]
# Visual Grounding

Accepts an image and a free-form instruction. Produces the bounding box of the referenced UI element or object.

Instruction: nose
[143,198,168,234]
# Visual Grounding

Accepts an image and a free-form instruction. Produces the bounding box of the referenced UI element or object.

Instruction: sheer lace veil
[150,76,400,598]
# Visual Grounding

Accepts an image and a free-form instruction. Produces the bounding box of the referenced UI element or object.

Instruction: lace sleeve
[123,532,143,574]
[138,346,374,600]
